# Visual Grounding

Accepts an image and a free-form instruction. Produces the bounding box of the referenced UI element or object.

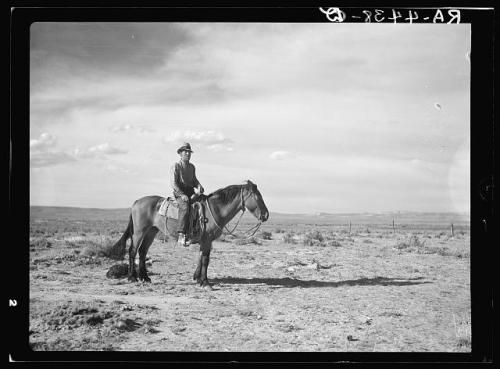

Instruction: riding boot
[177,233,191,247]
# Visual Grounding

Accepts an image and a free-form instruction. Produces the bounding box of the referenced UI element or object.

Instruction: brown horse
[110,180,269,289]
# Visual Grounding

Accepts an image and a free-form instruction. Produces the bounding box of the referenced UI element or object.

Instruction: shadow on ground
[211,276,432,288]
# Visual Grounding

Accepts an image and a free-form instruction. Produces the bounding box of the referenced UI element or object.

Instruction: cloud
[206,144,234,152]
[30,133,57,150]
[163,130,234,151]
[270,151,295,160]
[30,133,76,167]
[110,124,133,132]
[103,164,137,175]
[137,125,156,133]
[30,23,192,82]
[30,151,76,168]
[73,142,128,158]
[110,124,156,133]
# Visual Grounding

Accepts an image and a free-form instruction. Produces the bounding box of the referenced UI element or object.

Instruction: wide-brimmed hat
[177,142,193,154]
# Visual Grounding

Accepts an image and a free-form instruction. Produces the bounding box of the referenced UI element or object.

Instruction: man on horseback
[170,142,204,247]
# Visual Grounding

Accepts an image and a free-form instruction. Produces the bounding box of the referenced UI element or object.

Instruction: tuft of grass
[282,232,297,244]
[453,314,471,350]
[259,231,272,240]
[395,234,426,250]
[302,230,324,246]
[234,237,262,246]
[395,235,469,258]
[30,237,52,249]
[80,238,120,259]
[435,231,447,238]
[324,239,342,247]
[425,246,470,258]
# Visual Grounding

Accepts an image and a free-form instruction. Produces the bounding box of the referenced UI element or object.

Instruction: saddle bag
[159,197,179,219]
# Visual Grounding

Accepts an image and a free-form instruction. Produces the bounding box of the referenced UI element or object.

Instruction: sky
[29,22,470,214]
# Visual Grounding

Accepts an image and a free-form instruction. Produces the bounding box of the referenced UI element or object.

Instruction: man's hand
[181,194,189,202]
[198,185,204,194]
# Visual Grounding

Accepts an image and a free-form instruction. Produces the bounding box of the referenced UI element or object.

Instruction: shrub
[80,239,119,259]
[396,234,426,250]
[325,239,342,247]
[218,234,231,243]
[323,230,337,240]
[282,232,297,244]
[302,230,325,246]
[435,231,447,238]
[259,231,272,240]
[306,230,324,242]
[30,237,52,249]
[453,315,471,349]
[155,232,169,241]
[234,237,261,246]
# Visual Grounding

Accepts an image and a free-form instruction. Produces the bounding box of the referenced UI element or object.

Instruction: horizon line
[29,204,470,216]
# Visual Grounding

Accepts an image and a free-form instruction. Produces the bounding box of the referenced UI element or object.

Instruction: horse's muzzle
[260,211,269,222]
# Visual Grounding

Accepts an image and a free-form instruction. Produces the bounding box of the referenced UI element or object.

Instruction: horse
[109,180,269,289]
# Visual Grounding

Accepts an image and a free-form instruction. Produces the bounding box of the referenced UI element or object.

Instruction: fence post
[392,219,395,234]
[450,223,454,237]
[349,220,351,236]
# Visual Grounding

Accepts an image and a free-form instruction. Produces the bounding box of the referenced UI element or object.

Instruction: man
[170,142,204,246]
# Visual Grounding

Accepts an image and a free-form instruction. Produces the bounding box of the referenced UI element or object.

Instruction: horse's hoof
[140,276,151,283]
[128,276,138,283]
[201,281,213,290]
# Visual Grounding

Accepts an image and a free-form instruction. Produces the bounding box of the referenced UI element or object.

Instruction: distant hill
[30,206,470,226]
[30,206,130,221]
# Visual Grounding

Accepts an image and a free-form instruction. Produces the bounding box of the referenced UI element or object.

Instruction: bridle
[205,185,263,238]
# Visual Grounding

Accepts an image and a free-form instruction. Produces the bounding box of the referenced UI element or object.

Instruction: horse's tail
[106,214,133,260]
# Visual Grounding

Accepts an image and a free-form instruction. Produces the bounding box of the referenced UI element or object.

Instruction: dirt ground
[29,220,471,352]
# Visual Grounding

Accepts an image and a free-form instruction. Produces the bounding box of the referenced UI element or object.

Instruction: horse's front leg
[193,252,202,283]
[195,242,212,290]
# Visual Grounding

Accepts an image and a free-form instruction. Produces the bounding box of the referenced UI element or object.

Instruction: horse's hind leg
[137,227,158,282]
[128,231,144,282]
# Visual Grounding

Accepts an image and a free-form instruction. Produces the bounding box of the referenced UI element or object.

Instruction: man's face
[179,150,191,162]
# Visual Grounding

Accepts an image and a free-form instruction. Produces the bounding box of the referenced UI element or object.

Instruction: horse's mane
[208,184,244,205]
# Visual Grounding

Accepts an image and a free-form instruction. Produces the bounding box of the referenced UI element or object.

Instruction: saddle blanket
[158,197,179,219]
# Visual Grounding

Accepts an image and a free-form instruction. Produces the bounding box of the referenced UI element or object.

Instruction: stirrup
[177,233,191,247]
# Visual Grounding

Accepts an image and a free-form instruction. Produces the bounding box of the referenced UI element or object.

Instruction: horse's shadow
[211,276,432,288]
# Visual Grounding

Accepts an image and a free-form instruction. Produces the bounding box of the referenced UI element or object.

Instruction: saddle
[158,195,207,243]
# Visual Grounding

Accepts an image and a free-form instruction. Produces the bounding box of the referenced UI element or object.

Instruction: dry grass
[234,236,262,246]
[453,314,471,349]
[394,234,470,258]
[29,209,471,352]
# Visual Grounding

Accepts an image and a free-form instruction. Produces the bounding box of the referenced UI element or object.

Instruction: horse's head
[241,180,269,222]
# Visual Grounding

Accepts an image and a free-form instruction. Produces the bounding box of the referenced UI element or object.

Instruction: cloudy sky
[30,22,470,214]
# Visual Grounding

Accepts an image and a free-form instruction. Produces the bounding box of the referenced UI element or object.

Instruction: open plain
[29,207,470,352]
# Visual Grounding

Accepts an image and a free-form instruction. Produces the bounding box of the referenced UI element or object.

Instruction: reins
[205,186,263,239]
